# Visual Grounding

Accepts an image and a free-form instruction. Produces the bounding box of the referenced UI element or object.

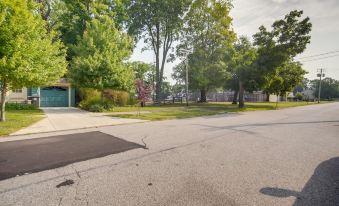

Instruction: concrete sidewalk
[11,108,147,135]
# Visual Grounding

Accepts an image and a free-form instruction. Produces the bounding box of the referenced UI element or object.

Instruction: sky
[130,0,339,84]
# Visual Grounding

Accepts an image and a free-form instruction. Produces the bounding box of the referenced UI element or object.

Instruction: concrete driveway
[12,108,147,135]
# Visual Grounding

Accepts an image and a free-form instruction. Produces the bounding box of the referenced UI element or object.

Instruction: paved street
[0,103,338,206]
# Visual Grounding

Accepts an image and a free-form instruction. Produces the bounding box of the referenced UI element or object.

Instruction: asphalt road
[0,102,339,206]
[0,131,143,180]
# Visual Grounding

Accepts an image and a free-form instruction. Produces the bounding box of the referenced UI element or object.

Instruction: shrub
[88,104,105,112]
[103,90,129,106]
[128,96,138,106]
[5,103,37,110]
[78,88,101,102]
[295,92,303,101]
[79,98,113,112]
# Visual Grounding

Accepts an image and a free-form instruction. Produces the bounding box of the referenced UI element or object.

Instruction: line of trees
[173,5,312,108]
[0,0,313,121]
[294,78,339,100]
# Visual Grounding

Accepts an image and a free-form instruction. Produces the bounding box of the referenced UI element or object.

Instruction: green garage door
[40,87,68,107]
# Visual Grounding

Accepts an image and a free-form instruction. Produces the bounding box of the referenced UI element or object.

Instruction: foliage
[88,104,106,113]
[264,61,306,98]
[310,77,339,99]
[78,88,101,102]
[69,9,134,94]
[79,98,113,112]
[52,0,128,59]
[176,0,235,102]
[135,80,152,106]
[295,92,303,101]
[127,0,191,103]
[0,0,67,121]
[5,103,37,110]
[103,90,129,106]
[253,10,312,74]
[244,10,312,108]
[229,36,257,107]
[130,61,155,83]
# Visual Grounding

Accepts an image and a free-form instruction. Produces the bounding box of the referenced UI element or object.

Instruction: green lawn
[108,101,326,121]
[0,109,45,136]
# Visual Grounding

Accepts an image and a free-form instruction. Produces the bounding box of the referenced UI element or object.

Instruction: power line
[300,54,339,63]
[296,50,339,60]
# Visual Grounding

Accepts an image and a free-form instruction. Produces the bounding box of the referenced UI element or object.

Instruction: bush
[295,92,303,101]
[128,96,138,106]
[88,104,105,112]
[79,98,113,112]
[103,90,129,106]
[78,88,101,102]
[5,103,37,110]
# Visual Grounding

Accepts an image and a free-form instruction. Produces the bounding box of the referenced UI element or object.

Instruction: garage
[40,86,69,107]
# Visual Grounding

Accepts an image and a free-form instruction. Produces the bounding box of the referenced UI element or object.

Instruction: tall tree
[69,7,134,99]
[229,36,257,108]
[53,0,127,59]
[127,0,191,103]
[176,0,235,102]
[0,0,67,121]
[253,10,312,101]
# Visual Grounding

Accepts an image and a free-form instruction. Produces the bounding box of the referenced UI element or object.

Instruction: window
[13,89,23,93]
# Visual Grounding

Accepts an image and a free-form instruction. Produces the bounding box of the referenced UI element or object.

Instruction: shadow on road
[260,157,339,206]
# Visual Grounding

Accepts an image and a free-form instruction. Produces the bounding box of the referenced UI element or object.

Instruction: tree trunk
[232,90,238,104]
[200,89,207,103]
[0,80,7,122]
[238,81,245,108]
[154,23,161,104]
[265,92,270,102]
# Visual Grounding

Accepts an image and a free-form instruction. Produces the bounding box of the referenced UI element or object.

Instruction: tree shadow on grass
[260,157,339,206]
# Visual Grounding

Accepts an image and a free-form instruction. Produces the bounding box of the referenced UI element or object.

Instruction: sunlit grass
[108,101,326,121]
[0,109,45,136]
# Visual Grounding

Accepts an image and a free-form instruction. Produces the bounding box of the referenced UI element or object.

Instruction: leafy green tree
[228,36,258,108]
[310,77,339,100]
[69,11,134,99]
[253,10,312,99]
[52,0,127,59]
[0,0,67,121]
[127,0,191,103]
[130,61,155,83]
[176,0,235,102]
[264,61,306,107]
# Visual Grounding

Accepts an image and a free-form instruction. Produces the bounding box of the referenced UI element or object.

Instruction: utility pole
[185,59,189,107]
[317,68,325,103]
[180,49,191,107]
